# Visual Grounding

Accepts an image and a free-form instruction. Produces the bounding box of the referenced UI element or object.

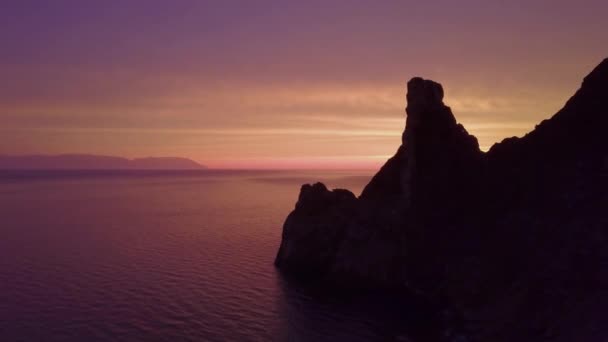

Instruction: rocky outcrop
[275,58,608,341]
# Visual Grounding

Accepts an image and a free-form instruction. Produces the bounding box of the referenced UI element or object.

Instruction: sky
[1,0,607,169]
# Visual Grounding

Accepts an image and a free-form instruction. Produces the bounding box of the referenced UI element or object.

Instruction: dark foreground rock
[275,58,608,341]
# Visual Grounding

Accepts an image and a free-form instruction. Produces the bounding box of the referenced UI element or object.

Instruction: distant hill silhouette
[275,58,608,341]
[0,154,206,170]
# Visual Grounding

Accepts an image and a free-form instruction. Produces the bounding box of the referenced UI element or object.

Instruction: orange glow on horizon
[202,155,390,170]
[1,2,606,168]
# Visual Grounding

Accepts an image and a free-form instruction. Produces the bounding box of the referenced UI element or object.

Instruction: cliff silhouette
[275,58,608,341]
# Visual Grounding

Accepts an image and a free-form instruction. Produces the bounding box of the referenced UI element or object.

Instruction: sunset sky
[1,1,607,169]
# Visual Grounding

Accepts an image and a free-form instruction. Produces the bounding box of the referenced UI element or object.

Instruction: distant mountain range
[0,154,206,170]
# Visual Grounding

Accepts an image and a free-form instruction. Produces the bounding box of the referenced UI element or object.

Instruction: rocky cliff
[275,58,608,341]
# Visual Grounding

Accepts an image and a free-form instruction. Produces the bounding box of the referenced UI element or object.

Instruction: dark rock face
[274,58,608,341]
[275,183,358,276]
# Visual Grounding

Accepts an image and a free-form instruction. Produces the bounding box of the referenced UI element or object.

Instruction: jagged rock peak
[402,77,460,144]
[406,77,445,113]
[361,76,480,201]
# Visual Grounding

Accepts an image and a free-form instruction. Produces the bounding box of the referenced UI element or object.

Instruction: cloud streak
[0,1,606,168]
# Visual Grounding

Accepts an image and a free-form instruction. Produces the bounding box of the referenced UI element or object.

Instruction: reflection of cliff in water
[275,270,453,341]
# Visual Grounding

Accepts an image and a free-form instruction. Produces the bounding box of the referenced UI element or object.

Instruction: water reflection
[275,271,448,341]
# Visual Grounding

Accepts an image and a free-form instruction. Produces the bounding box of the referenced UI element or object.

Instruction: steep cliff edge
[275,59,608,341]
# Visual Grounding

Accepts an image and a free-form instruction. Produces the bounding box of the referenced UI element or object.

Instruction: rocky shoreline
[275,59,608,341]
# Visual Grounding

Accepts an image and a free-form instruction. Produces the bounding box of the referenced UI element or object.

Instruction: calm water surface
[0,170,424,341]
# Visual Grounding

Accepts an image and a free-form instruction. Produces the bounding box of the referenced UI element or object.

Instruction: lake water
[0,170,429,341]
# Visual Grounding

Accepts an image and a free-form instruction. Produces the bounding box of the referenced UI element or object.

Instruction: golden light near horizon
[1,1,606,169]
[0,80,579,169]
